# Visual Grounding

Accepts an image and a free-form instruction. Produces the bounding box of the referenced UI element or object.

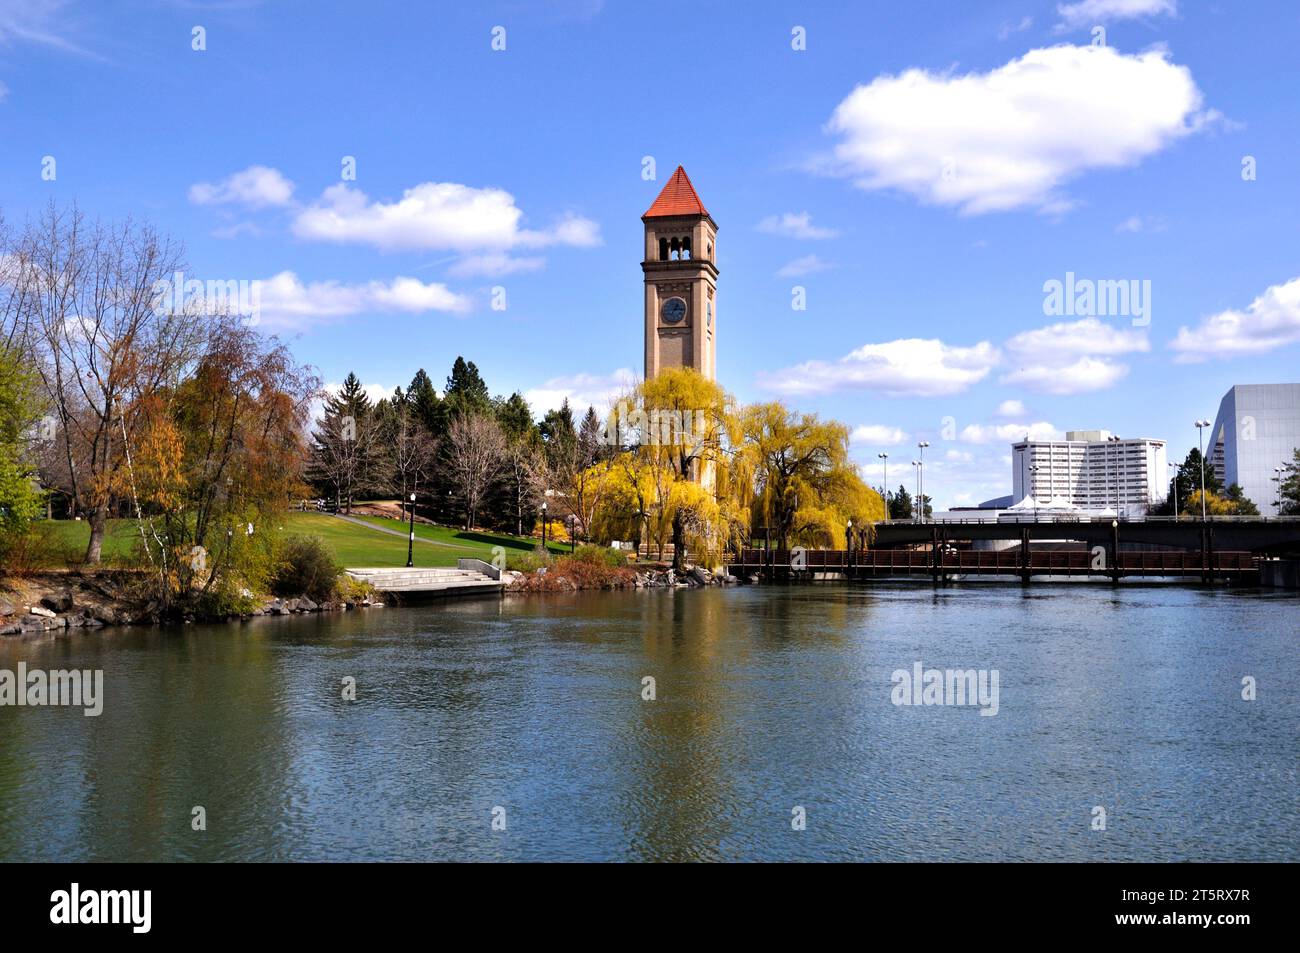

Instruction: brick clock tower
[642,166,718,382]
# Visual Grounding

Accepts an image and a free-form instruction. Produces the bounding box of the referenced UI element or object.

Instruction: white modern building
[1011,430,1168,518]
[1205,384,1300,517]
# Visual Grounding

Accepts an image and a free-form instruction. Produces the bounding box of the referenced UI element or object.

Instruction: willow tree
[739,402,884,549]
[598,367,733,570]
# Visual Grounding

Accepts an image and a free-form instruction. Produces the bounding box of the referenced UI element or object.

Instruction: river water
[1,584,1296,862]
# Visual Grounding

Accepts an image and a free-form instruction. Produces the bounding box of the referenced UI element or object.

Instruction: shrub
[507,544,553,573]
[571,544,630,569]
[271,535,341,602]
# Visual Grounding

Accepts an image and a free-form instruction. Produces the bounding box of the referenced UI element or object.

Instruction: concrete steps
[345,562,504,595]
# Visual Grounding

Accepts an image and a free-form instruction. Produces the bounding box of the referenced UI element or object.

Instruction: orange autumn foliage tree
[126,318,319,613]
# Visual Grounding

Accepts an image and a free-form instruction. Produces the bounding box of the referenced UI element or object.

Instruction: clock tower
[642,166,718,382]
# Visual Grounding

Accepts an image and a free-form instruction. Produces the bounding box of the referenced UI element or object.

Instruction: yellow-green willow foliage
[578,369,884,567]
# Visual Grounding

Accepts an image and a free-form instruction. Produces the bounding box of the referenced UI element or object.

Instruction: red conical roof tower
[643,166,709,219]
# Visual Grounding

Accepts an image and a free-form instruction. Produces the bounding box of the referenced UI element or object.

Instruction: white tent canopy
[1040,497,1078,510]
[1008,495,1039,510]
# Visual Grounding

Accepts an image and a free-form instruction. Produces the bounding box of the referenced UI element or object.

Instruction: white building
[1011,430,1168,517]
[1205,384,1300,517]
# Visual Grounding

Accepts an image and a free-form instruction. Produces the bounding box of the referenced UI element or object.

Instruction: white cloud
[0,0,94,56]
[756,212,839,240]
[822,44,1213,215]
[998,16,1034,40]
[777,254,836,277]
[253,271,470,331]
[1115,214,1166,233]
[323,380,397,405]
[1000,317,1147,394]
[995,399,1027,418]
[1056,0,1175,31]
[189,166,296,209]
[961,421,1062,443]
[523,368,637,416]
[446,253,546,279]
[292,182,601,253]
[945,449,974,462]
[1170,276,1300,362]
[1005,317,1149,359]
[1001,355,1129,394]
[758,338,1000,397]
[850,424,909,445]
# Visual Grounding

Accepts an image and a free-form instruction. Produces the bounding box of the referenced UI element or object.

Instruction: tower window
[681,237,691,260]
[658,237,668,261]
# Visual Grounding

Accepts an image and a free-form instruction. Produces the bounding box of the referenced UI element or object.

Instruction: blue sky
[3,0,1299,507]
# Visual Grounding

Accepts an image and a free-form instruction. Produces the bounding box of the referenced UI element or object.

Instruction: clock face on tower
[661,296,687,324]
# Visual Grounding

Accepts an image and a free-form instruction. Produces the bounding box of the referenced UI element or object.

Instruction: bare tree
[390,399,438,518]
[24,202,205,563]
[445,412,506,530]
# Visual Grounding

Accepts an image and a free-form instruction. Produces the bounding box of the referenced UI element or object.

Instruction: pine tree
[444,357,491,420]
[309,372,381,514]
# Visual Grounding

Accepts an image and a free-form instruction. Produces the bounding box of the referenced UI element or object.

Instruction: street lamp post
[1028,464,1041,521]
[917,441,930,523]
[877,452,889,515]
[846,518,854,569]
[1195,419,1212,521]
[541,500,548,550]
[1107,434,1121,517]
[911,460,921,524]
[1168,462,1180,520]
[406,491,416,567]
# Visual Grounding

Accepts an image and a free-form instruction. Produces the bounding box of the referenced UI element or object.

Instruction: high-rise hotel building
[1011,430,1168,517]
[1205,383,1300,517]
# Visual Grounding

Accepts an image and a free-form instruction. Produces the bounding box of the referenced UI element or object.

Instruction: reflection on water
[1,584,1296,861]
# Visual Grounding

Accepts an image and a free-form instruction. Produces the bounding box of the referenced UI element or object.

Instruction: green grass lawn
[345,514,569,559]
[31,518,141,563]
[25,513,565,570]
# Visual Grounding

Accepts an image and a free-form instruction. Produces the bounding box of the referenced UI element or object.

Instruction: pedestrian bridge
[872,516,1300,553]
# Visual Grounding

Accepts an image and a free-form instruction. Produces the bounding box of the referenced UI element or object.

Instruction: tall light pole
[1028,464,1041,520]
[1107,434,1121,517]
[1195,419,1212,521]
[911,460,922,523]
[917,441,930,523]
[541,499,548,549]
[406,491,416,567]
[1168,462,1180,520]
[878,452,889,515]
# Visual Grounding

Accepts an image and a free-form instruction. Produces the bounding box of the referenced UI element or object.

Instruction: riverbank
[505,555,741,593]
[0,571,383,636]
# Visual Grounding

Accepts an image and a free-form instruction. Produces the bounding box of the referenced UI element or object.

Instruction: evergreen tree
[443,357,491,420]
[309,372,382,513]
[1275,450,1300,515]
[540,399,578,474]
[889,484,913,520]
[1225,483,1259,516]
[406,369,445,439]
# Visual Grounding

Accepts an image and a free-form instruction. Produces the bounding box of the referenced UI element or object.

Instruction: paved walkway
[329,512,471,550]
